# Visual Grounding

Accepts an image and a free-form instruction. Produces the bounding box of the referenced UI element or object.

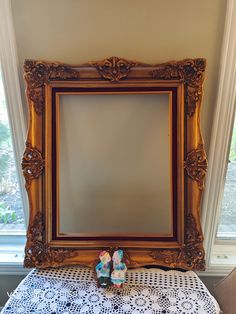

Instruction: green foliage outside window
[0,119,11,190]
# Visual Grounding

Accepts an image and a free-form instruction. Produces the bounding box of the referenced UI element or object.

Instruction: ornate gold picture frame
[22,57,207,270]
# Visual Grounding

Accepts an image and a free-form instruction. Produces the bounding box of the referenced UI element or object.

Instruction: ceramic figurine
[111,249,127,288]
[95,250,111,288]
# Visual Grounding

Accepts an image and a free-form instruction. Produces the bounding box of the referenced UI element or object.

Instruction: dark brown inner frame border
[50,86,179,242]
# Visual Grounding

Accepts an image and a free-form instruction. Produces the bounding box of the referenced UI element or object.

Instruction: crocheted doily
[1,266,220,314]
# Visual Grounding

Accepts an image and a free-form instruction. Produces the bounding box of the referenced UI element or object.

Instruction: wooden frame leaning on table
[22,56,207,270]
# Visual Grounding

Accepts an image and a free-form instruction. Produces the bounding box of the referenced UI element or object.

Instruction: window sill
[210,243,236,266]
[0,234,30,274]
[0,263,31,275]
[198,243,236,276]
[197,265,234,277]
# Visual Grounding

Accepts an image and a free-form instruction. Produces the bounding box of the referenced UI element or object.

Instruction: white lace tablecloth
[1,266,220,314]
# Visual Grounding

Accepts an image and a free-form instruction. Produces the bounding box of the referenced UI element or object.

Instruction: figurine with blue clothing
[111,249,127,288]
[95,250,111,288]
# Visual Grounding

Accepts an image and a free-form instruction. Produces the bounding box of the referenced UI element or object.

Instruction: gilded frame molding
[22,57,207,270]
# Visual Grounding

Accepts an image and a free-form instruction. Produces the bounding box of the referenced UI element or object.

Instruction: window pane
[217,115,236,239]
[0,68,25,233]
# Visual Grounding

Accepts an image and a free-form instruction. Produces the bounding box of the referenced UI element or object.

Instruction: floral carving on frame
[91,56,137,82]
[24,60,80,114]
[24,212,77,268]
[21,143,44,190]
[184,144,208,190]
[152,59,206,116]
[150,213,205,271]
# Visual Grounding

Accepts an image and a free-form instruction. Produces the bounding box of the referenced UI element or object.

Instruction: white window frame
[0,0,28,272]
[202,0,236,276]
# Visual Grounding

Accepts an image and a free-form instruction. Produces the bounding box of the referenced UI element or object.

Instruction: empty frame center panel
[53,92,175,240]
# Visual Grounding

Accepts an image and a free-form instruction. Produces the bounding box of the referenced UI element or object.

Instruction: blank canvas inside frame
[58,93,172,236]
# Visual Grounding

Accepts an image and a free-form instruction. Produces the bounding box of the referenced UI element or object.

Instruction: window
[217,116,236,240]
[202,0,236,273]
[0,0,27,268]
[210,113,236,268]
[0,68,25,235]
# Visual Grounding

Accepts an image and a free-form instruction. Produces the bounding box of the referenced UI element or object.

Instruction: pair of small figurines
[95,249,127,288]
